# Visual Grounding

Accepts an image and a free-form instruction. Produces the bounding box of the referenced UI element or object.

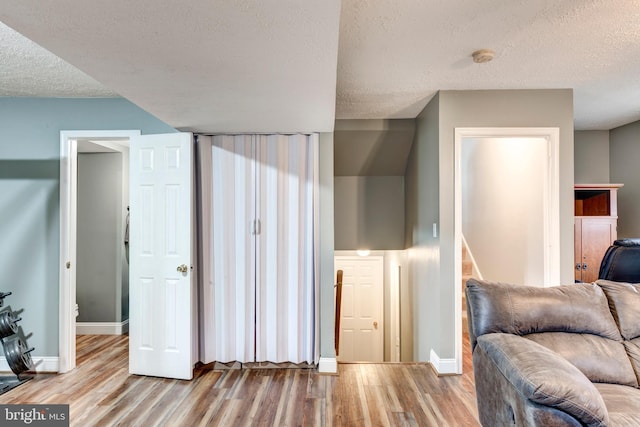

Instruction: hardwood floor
[0,335,479,426]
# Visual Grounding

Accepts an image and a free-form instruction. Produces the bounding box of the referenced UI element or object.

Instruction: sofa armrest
[477,334,609,427]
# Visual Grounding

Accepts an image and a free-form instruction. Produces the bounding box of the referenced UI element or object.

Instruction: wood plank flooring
[0,335,479,426]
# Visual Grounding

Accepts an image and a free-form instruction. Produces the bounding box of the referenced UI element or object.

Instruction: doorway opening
[454,127,561,374]
[59,130,139,373]
[75,139,130,337]
[334,251,405,363]
[334,255,384,362]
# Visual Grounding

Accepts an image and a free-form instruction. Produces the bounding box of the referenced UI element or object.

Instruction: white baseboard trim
[429,349,458,375]
[318,357,338,374]
[0,356,59,373]
[76,320,129,335]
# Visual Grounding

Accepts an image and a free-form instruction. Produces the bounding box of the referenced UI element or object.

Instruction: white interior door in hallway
[129,132,195,380]
[334,256,384,362]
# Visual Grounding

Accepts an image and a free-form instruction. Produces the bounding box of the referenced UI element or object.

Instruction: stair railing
[334,270,343,356]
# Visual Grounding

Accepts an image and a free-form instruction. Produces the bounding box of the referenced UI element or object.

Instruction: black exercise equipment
[598,238,640,282]
[3,337,33,376]
[0,311,20,339]
[0,292,11,308]
[0,291,34,394]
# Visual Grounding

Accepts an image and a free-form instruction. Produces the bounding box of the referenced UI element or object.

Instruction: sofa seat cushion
[595,383,640,425]
[525,332,638,387]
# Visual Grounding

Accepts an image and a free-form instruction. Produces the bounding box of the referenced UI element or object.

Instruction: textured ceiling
[0,1,341,133]
[337,0,640,130]
[1,1,640,131]
[0,22,116,97]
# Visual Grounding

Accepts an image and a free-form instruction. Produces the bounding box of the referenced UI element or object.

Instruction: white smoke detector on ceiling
[472,49,495,63]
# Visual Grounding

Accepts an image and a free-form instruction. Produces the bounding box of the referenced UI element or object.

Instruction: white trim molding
[461,234,483,280]
[318,357,337,374]
[429,349,457,375]
[0,357,59,374]
[76,320,129,335]
[453,127,561,378]
[59,130,140,374]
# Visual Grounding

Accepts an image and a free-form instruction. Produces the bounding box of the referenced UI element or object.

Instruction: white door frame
[59,130,140,373]
[454,127,560,374]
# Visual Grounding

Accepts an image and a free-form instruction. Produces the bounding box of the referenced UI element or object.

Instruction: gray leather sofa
[466,278,640,426]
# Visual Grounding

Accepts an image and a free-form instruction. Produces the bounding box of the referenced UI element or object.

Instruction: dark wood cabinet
[574,184,623,282]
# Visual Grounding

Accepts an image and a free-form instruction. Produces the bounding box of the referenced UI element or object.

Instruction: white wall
[462,137,547,284]
[382,250,412,361]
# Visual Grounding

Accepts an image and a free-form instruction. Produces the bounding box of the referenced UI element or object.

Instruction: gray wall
[334,176,404,250]
[574,130,609,183]
[610,120,640,237]
[0,97,176,357]
[318,132,336,362]
[406,89,574,362]
[404,93,440,361]
[333,119,415,176]
[77,153,123,322]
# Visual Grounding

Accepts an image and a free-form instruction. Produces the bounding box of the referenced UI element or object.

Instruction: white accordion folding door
[199,133,318,365]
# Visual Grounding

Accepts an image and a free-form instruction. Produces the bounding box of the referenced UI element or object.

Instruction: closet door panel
[209,135,256,363]
[255,134,316,364]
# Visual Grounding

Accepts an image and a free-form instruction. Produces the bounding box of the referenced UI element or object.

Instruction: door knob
[177,264,188,273]
[373,321,378,329]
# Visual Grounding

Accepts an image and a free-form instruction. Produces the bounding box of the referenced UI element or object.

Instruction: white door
[129,132,194,380]
[335,256,384,362]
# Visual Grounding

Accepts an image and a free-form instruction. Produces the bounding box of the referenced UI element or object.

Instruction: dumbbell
[3,337,34,376]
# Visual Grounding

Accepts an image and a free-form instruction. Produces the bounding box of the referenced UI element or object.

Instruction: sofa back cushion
[597,280,640,385]
[597,280,640,340]
[466,279,622,346]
